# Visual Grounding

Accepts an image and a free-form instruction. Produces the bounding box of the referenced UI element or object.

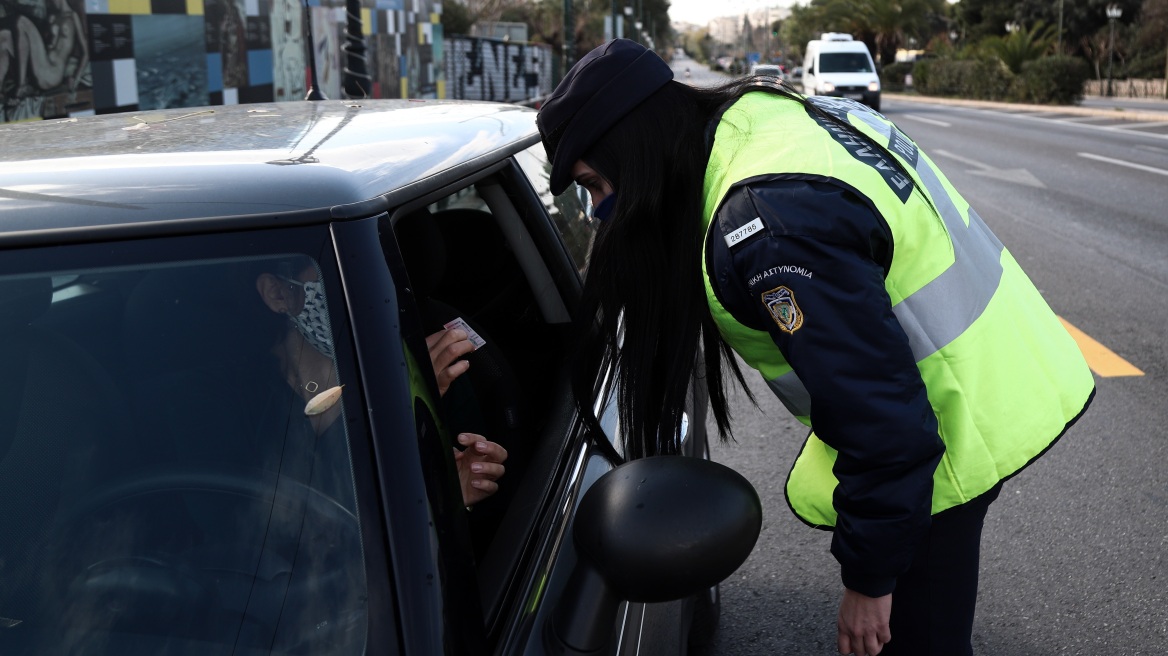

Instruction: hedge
[880,62,915,92]
[1016,56,1090,105]
[912,56,1088,105]
[912,59,1013,101]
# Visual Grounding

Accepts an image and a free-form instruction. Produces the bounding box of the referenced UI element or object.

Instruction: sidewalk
[884,92,1168,123]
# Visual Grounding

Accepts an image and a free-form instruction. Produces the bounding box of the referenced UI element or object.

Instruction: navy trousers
[882,482,1004,656]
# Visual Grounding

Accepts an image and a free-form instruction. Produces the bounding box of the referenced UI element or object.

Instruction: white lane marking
[934,149,992,170]
[936,105,1168,141]
[1109,121,1168,130]
[1057,116,1118,123]
[933,149,1046,187]
[1078,152,1168,176]
[900,113,952,127]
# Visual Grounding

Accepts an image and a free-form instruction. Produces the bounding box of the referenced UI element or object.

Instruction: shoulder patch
[762,286,803,334]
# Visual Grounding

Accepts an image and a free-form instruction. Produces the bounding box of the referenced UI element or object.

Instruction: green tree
[781,0,946,65]
[1130,0,1168,78]
[979,21,1056,74]
[781,3,822,61]
[514,0,676,64]
[955,0,1141,57]
[441,0,475,36]
[860,0,946,64]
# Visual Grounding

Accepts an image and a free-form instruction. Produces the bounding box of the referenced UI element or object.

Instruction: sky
[668,0,798,26]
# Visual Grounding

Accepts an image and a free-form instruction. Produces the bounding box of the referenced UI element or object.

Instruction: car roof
[0,100,540,243]
[812,41,871,52]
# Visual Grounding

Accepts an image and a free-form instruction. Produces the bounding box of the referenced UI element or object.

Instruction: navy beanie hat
[537,39,674,195]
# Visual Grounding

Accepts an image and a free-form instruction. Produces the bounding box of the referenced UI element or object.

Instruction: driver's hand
[426,328,474,397]
[455,433,507,506]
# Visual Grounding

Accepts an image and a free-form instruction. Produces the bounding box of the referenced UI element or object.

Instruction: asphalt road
[672,55,1168,654]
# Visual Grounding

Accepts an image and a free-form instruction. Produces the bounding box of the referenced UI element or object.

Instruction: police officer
[537,40,1095,656]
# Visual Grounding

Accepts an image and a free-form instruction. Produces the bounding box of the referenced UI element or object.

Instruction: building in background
[0,0,444,122]
[470,20,524,42]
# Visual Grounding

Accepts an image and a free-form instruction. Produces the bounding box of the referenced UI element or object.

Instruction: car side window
[389,182,550,548]
[386,169,588,619]
[0,249,370,655]
[514,144,598,278]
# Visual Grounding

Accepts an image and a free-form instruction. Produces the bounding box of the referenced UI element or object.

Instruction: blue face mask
[592,194,616,221]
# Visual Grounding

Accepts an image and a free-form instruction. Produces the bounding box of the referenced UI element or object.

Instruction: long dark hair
[571,76,818,460]
[571,70,923,460]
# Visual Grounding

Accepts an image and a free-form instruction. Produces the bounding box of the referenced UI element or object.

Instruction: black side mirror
[545,456,761,654]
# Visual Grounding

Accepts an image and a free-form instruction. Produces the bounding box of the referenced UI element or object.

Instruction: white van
[801,33,881,111]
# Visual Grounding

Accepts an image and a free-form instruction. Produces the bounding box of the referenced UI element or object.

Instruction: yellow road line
[1060,317,1145,377]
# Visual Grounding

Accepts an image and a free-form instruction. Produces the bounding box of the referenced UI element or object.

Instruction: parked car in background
[0,100,762,655]
[802,33,882,111]
[789,66,804,86]
[749,63,788,82]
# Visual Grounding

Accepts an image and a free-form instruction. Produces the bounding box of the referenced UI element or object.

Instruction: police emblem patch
[762,286,803,334]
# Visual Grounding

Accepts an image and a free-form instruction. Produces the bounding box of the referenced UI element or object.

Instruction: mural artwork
[1,0,93,121]
[0,0,443,123]
[446,36,552,104]
[310,4,340,99]
[136,14,207,110]
[270,0,304,100]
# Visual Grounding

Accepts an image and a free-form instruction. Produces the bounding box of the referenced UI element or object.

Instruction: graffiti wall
[0,0,443,122]
[445,36,552,104]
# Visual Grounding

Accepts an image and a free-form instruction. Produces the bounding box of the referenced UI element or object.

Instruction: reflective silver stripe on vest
[765,105,1006,418]
[767,373,812,418]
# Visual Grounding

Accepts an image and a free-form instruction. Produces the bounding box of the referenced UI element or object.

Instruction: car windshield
[820,52,874,73]
[0,242,368,654]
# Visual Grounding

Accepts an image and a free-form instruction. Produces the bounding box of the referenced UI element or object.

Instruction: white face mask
[282,278,334,359]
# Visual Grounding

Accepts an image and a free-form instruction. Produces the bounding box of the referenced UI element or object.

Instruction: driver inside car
[254,259,508,506]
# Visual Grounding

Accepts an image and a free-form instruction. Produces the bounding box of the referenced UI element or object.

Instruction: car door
[369,141,716,655]
[506,143,718,656]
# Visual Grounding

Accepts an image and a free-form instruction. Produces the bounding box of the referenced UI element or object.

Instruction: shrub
[913,58,1013,100]
[1015,56,1090,104]
[880,62,915,92]
[912,59,932,93]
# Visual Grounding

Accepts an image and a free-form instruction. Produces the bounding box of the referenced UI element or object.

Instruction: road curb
[884,93,1168,123]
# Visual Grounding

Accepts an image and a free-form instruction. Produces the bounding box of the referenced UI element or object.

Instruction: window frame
[0,223,400,655]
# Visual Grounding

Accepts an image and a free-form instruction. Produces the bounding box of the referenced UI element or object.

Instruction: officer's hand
[426,328,474,397]
[837,588,891,656]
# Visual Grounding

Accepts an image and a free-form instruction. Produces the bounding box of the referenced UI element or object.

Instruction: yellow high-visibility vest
[701,92,1095,527]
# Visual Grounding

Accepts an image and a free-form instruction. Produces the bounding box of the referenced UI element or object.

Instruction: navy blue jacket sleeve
[706,177,946,598]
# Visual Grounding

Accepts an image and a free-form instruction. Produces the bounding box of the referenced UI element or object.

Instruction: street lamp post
[564,0,574,71]
[764,5,770,62]
[1106,3,1122,98]
[1057,0,1064,54]
[610,0,617,41]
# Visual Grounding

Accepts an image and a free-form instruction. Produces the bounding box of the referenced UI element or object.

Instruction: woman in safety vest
[537,39,1094,656]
